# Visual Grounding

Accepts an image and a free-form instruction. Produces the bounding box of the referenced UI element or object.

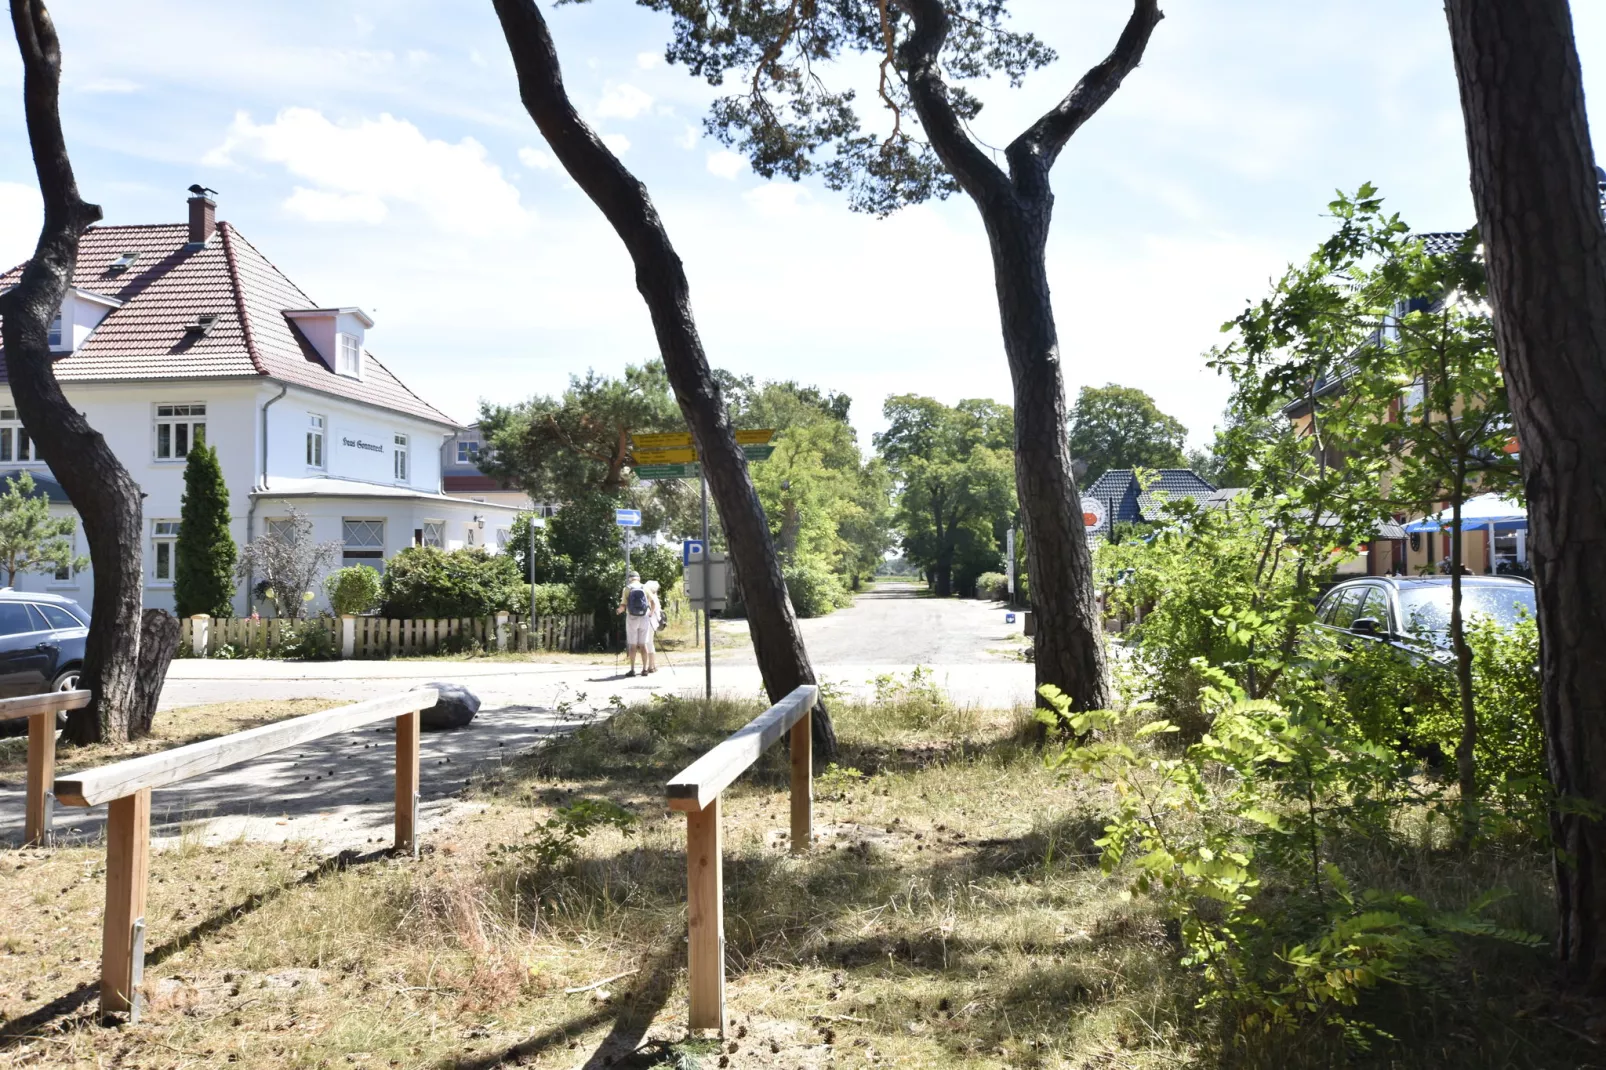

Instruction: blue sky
[2,1,1604,451]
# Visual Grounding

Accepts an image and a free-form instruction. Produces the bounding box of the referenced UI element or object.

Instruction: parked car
[1314,575,1536,661]
[0,590,90,737]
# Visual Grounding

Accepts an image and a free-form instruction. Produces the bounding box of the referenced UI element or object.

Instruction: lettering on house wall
[342,436,384,453]
[332,419,395,482]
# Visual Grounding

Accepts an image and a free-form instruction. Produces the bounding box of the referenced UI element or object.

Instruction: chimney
[187,186,217,245]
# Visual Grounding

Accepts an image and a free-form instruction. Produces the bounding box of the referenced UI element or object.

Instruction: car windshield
[1397,584,1536,645]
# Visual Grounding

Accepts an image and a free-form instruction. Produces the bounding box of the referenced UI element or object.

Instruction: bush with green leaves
[526,582,578,617]
[174,443,237,617]
[974,571,1009,601]
[379,546,526,619]
[280,617,337,661]
[323,566,382,617]
[490,798,638,881]
[783,556,852,618]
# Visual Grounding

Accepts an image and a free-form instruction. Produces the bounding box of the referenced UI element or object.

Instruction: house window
[53,529,75,584]
[496,528,511,549]
[337,333,362,377]
[155,403,206,461]
[342,518,385,571]
[456,440,480,465]
[393,434,409,482]
[466,526,476,547]
[0,408,32,463]
[152,520,179,582]
[421,521,444,548]
[47,312,63,349]
[306,414,325,468]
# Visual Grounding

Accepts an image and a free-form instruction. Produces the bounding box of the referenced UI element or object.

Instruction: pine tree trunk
[3,0,144,744]
[128,609,179,739]
[1445,0,1606,986]
[491,0,837,758]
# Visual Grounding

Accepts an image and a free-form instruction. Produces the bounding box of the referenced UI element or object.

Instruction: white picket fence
[180,612,592,659]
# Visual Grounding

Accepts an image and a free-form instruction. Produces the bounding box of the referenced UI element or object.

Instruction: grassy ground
[0,698,337,780]
[0,688,1596,1068]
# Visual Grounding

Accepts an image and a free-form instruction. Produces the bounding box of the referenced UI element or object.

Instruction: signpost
[616,508,642,571]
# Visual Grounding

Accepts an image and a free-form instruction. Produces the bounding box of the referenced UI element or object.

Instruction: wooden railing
[180,612,592,659]
[665,684,817,1034]
[52,687,439,1022]
[11,689,93,846]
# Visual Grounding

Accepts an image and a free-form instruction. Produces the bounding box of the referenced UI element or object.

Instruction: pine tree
[174,443,237,617]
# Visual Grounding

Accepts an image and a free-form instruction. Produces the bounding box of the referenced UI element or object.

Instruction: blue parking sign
[683,539,705,564]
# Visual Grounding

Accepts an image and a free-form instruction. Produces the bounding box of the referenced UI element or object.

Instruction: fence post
[790,707,812,854]
[24,708,56,846]
[341,615,356,659]
[495,611,508,653]
[190,614,210,658]
[686,797,725,1033]
[395,706,421,857]
[101,788,151,1019]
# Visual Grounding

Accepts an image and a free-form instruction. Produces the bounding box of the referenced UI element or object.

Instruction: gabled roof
[1082,468,1217,536]
[0,222,457,427]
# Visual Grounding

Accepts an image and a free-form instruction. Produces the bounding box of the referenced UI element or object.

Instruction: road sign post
[616,508,642,573]
[700,472,712,700]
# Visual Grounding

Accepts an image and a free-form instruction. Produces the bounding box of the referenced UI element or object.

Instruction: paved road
[0,583,1033,850]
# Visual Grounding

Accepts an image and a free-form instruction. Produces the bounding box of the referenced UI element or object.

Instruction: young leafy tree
[0,470,84,584]
[235,507,338,621]
[174,443,237,618]
[491,0,838,758]
[2,0,147,743]
[634,0,1162,712]
[1067,384,1188,483]
[1443,0,1606,985]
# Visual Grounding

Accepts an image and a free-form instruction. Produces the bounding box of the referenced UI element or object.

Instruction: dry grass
[0,686,1595,1069]
[0,698,337,780]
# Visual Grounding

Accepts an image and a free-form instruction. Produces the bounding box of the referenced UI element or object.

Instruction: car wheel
[52,667,81,693]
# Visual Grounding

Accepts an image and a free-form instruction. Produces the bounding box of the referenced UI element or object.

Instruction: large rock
[420,683,481,731]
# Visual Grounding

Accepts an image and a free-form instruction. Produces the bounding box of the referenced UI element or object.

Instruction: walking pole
[701,466,712,703]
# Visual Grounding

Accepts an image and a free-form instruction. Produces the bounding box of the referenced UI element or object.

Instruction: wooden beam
[395,709,420,856]
[21,691,87,846]
[55,689,438,807]
[685,796,724,1033]
[789,708,812,854]
[665,685,817,812]
[0,688,90,719]
[101,788,150,1018]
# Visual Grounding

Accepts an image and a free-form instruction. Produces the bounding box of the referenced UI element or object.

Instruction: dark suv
[0,590,89,736]
[1314,575,1536,658]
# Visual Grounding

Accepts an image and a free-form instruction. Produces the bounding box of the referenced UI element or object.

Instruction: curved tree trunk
[2,0,143,744]
[1444,0,1606,987]
[490,0,836,758]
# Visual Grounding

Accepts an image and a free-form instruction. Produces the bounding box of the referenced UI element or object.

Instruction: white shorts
[626,614,655,650]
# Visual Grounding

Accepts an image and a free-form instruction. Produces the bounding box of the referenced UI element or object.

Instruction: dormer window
[47,312,62,349]
[337,333,362,378]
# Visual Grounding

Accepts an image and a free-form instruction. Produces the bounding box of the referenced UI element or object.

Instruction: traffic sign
[634,446,698,464]
[742,444,775,461]
[615,508,642,527]
[1081,497,1107,531]
[682,539,704,565]
[635,463,700,480]
[631,431,693,449]
[735,429,775,445]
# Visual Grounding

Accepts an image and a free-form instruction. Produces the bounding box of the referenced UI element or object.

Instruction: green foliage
[782,557,852,618]
[323,566,382,617]
[0,471,85,586]
[1068,383,1188,484]
[527,582,578,617]
[379,546,526,619]
[174,443,237,617]
[491,798,639,878]
[974,571,1009,601]
[280,617,337,661]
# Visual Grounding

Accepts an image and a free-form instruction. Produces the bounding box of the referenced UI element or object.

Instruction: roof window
[185,314,219,338]
[108,252,139,274]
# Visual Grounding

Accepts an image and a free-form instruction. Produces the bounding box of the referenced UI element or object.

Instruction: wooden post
[395,708,421,856]
[496,611,509,653]
[24,709,56,846]
[340,615,356,659]
[789,708,812,854]
[101,788,151,1018]
[686,797,725,1033]
[190,614,210,658]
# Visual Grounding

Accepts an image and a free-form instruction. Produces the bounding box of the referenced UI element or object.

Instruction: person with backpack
[617,570,659,677]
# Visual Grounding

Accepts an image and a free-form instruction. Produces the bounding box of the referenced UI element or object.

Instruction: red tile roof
[0,222,457,426]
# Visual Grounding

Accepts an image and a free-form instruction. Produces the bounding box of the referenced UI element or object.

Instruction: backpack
[627,585,649,617]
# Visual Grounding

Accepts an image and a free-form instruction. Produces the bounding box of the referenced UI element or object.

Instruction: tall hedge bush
[174,443,237,617]
[379,546,526,618]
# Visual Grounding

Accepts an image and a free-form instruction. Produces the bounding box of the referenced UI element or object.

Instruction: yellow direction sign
[631,431,694,449]
[735,429,775,445]
[633,446,698,464]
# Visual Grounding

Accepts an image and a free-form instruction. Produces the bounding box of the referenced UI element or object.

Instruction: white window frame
[152,520,180,584]
[47,311,63,349]
[0,407,33,465]
[342,518,385,572]
[336,333,362,378]
[420,520,445,548]
[466,525,476,547]
[154,402,206,462]
[393,433,409,482]
[306,413,326,469]
[456,440,480,465]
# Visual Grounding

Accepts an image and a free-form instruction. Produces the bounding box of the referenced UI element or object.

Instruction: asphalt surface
[0,583,1032,850]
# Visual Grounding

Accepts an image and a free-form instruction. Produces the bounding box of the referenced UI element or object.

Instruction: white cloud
[678,125,699,151]
[636,51,660,70]
[205,108,529,236]
[0,183,41,270]
[519,147,556,171]
[599,133,631,156]
[78,77,140,94]
[744,183,807,217]
[706,151,745,180]
[595,83,653,120]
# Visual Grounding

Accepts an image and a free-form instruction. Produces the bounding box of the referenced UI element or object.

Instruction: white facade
[0,378,522,615]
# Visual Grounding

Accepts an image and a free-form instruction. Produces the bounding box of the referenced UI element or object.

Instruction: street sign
[634,446,698,464]
[734,429,775,445]
[682,539,704,565]
[631,431,694,449]
[635,463,700,481]
[742,444,775,461]
[1081,497,1107,531]
[685,547,728,610]
[615,508,642,528]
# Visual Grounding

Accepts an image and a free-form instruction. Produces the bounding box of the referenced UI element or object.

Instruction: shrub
[974,571,1009,601]
[324,566,382,616]
[280,617,337,661]
[525,582,578,617]
[783,557,851,618]
[174,443,237,617]
[380,546,526,619]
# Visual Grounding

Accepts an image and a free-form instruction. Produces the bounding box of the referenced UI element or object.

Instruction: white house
[0,189,523,614]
